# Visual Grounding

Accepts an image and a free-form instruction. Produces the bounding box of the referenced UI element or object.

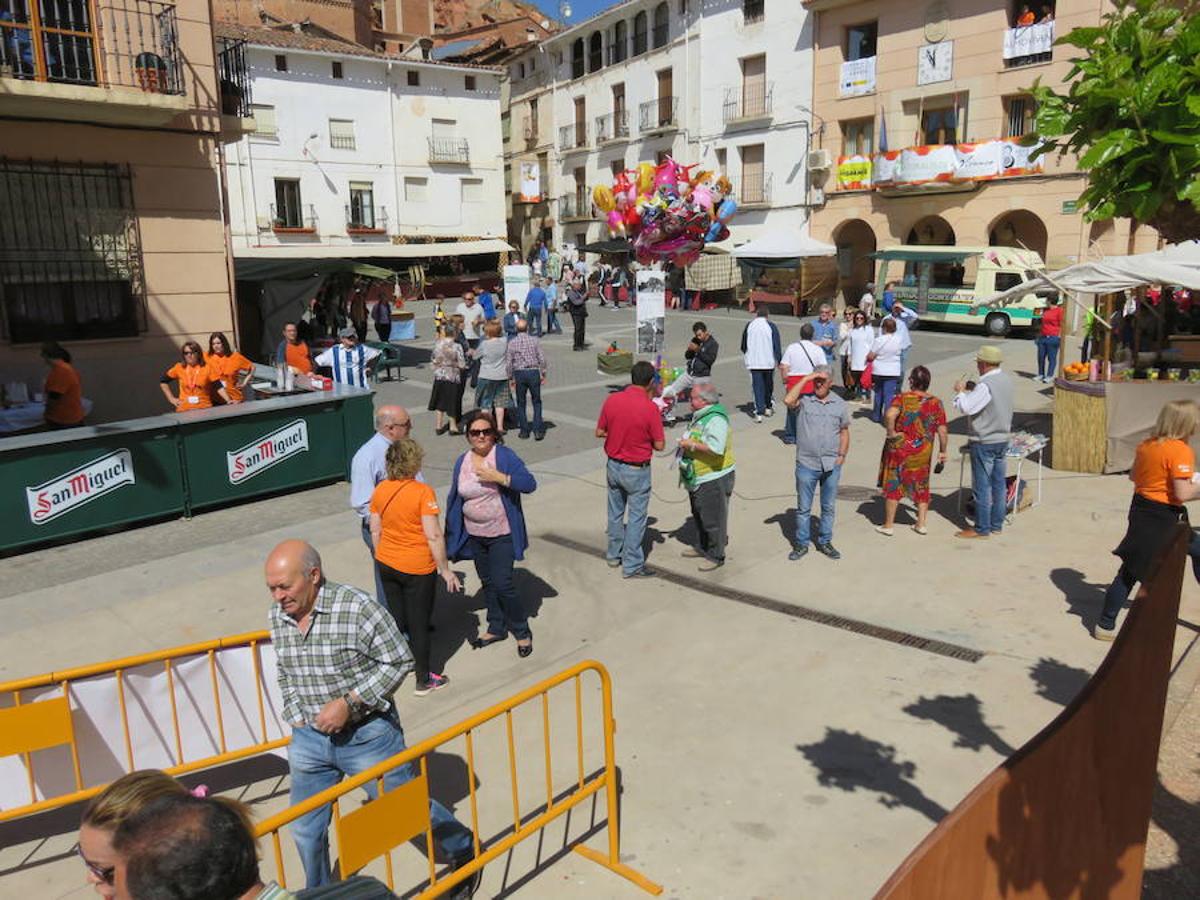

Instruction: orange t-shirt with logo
[206,351,254,403]
[1132,438,1195,505]
[44,360,84,425]
[166,362,217,412]
[370,479,440,575]
[285,341,313,374]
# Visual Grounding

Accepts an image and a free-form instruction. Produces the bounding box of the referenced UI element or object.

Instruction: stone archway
[833,218,877,305]
[905,215,955,246]
[988,209,1049,261]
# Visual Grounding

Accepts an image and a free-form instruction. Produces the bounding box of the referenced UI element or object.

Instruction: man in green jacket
[678,382,736,570]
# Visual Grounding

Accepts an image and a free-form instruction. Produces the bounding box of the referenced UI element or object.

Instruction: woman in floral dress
[428,323,467,434]
[876,365,949,535]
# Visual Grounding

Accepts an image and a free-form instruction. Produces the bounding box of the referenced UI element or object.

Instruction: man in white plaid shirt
[265,540,478,897]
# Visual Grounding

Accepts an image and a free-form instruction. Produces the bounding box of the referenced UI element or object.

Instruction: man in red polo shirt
[596,361,666,577]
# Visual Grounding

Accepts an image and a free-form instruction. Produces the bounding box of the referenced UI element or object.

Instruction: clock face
[917,40,953,85]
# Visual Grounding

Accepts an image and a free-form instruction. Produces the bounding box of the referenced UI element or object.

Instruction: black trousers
[688,471,735,561]
[571,310,587,349]
[378,562,436,684]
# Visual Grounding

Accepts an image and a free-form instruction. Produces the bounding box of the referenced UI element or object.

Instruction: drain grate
[543,534,984,664]
[835,485,879,503]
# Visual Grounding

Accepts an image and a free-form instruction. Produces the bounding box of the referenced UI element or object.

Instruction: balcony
[723,84,773,126]
[270,203,318,234]
[216,37,254,141]
[523,123,539,146]
[595,110,630,145]
[606,41,627,66]
[739,172,772,208]
[639,97,678,134]
[558,123,589,153]
[428,137,470,165]
[743,0,765,23]
[631,31,647,56]
[560,192,592,222]
[1002,22,1054,69]
[0,0,189,126]
[346,205,388,235]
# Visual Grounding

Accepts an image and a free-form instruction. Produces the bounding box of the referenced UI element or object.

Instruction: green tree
[1029,0,1200,244]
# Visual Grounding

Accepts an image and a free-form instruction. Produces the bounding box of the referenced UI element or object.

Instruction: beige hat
[977,345,1003,364]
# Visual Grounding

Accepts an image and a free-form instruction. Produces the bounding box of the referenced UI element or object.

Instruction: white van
[873,245,1051,337]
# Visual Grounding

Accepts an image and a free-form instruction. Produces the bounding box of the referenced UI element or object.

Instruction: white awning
[233,239,514,260]
[731,230,837,260]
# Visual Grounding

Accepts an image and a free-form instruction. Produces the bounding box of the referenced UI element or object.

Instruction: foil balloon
[607,209,626,238]
[592,184,615,213]
[653,158,680,191]
[636,162,656,195]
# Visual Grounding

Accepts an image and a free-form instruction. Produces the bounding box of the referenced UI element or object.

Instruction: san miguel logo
[26,449,136,525]
[227,420,309,484]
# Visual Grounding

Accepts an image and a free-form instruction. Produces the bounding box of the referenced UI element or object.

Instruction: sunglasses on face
[468,428,495,438]
[78,845,115,885]
[184,349,200,355]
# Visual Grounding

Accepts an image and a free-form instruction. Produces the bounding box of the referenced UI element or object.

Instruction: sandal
[912,525,928,535]
[874,525,894,537]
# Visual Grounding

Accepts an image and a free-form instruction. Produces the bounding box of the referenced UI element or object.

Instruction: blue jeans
[289,714,473,888]
[1036,335,1061,378]
[1101,530,1200,629]
[900,347,910,381]
[526,307,543,336]
[968,441,1009,535]
[872,375,900,423]
[794,463,841,547]
[606,459,652,575]
[512,369,543,435]
[360,520,385,605]
[750,369,775,416]
[468,533,530,639]
[545,308,562,333]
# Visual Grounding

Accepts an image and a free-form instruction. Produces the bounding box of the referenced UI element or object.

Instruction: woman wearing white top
[778,322,827,445]
[867,317,904,424]
[846,309,876,402]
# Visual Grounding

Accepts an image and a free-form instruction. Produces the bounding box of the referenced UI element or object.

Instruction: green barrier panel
[339,394,376,477]
[0,428,185,553]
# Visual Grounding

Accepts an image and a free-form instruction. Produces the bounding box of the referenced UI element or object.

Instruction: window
[372,1,383,28]
[517,62,525,78]
[1005,95,1036,137]
[632,12,648,55]
[465,75,476,91]
[537,153,549,195]
[348,182,376,229]
[274,54,288,72]
[715,148,727,171]
[332,61,343,79]
[407,70,419,87]
[251,104,277,138]
[846,22,877,61]
[0,159,144,343]
[743,0,764,24]
[461,178,483,203]
[655,149,670,164]
[329,119,356,150]
[612,82,626,125]
[529,97,539,138]
[571,38,585,78]
[588,31,602,73]
[273,179,303,228]
[679,0,688,13]
[404,177,428,202]
[740,54,767,117]
[530,57,536,72]
[610,159,624,178]
[921,107,958,145]
[652,3,669,49]
[841,118,874,155]
[740,144,765,203]
[610,21,627,65]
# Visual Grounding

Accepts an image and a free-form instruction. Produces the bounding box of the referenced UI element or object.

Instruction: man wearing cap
[785,365,850,561]
[953,345,1014,539]
[315,327,380,388]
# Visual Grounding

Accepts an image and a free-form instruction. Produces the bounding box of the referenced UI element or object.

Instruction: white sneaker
[754,414,763,423]
[764,406,775,417]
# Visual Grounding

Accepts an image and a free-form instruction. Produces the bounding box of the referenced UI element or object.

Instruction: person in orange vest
[160,341,228,412]
[204,332,254,404]
[40,341,85,428]
[276,322,314,375]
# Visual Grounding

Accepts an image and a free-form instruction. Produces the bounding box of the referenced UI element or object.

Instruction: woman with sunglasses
[160,340,228,412]
[444,410,538,657]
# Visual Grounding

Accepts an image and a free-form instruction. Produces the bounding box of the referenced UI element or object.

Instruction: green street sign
[1061,200,1078,214]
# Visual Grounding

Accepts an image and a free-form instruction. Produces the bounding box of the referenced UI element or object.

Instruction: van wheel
[984,313,1011,337]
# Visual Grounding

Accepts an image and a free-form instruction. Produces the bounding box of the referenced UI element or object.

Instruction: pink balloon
[653,159,679,190]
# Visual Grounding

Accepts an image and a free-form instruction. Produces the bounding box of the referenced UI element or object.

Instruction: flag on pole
[878,108,888,153]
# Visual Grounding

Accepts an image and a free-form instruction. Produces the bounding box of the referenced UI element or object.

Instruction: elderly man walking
[506,318,547,440]
[349,405,414,603]
[741,306,781,423]
[953,345,1015,539]
[264,540,479,896]
[596,361,665,577]
[678,383,735,570]
[784,366,850,561]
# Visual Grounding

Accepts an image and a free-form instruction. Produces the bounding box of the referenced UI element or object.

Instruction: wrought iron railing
[345,204,388,233]
[216,37,251,117]
[559,192,592,220]
[558,122,588,151]
[739,172,772,205]
[639,97,678,132]
[0,0,183,95]
[743,0,764,23]
[652,22,668,49]
[607,39,627,66]
[270,202,317,232]
[632,29,647,56]
[724,83,773,123]
[427,137,470,164]
[595,110,629,143]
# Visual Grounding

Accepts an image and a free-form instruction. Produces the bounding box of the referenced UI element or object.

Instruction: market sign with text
[26,449,135,525]
[836,138,1043,191]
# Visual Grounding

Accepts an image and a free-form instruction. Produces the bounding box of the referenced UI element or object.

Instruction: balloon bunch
[591,157,737,267]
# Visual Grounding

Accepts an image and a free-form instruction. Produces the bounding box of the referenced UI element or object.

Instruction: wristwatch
[343,693,369,722]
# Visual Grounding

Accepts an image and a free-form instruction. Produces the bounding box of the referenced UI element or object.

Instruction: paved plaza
[1,306,1197,898]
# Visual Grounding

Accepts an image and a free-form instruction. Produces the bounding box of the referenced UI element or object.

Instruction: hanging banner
[873,150,901,187]
[864,139,1044,190]
[517,162,541,203]
[503,264,531,310]
[838,56,876,98]
[1003,22,1054,60]
[835,155,873,190]
[953,141,1004,182]
[895,144,959,185]
[1000,137,1044,177]
[635,270,666,354]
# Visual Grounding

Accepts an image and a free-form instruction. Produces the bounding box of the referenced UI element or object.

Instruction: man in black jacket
[662,321,719,423]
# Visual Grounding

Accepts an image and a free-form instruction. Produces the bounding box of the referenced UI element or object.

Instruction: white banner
[503,264,531,310]
[838,56,876,98]
[635,270,666,354]
[1003,22,1054,60]
[953,141,1004,181]
[895,145,959,185]
[0,643,287,812]
[517,162,541,203]
[1001,138,1044,177]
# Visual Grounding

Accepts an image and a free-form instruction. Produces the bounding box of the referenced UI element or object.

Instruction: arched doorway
[905,215,955,246]
[988,209,1048,260]
[833,218,877,305]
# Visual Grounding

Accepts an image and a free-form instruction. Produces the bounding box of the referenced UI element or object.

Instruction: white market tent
[973,240,1200,309]
[731,230,837,263]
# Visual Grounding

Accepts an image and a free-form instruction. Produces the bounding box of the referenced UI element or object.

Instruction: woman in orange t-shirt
[160,341,228,412]
[40,341,85,428]
[370,437,461,696]
[205,332,254,404]
[1097,399,1200,640]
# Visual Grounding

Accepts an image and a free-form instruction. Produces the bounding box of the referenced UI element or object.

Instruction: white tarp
[731,231,837,260]
[1003,22,1054,60]
[973,241,1200,309]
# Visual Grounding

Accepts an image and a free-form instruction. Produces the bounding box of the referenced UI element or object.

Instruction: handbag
[860,361,874,390]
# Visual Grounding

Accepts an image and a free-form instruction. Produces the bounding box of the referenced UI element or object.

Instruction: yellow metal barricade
[0,631,285,822]
[254,660,662,897]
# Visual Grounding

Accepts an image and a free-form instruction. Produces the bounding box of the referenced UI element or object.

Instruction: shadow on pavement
[434,569,558,670]
[1049,567,1108,635]
[1144,775,1200,899]
[1028,657,1091,707]
[902,694,1016,757]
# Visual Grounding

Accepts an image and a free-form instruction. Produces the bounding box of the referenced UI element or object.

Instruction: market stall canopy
[731,230,837,263]
[973,240,1200,309]
[233,239,514,280]
[576,238,633,255]
[871,246,983,263]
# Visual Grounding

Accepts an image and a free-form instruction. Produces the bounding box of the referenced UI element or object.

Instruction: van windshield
[900,256,978,290]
